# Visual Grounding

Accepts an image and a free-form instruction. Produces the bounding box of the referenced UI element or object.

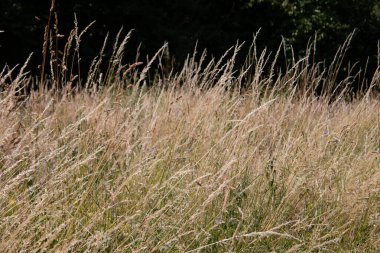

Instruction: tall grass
[0,20,379,252]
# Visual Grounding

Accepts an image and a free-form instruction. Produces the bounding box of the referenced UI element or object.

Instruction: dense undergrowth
[0,22,379,252]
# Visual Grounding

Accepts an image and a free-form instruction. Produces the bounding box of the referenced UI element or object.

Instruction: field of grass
[0,27,379,252]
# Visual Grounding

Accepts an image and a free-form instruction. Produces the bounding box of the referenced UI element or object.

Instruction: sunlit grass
[0,25,379,252]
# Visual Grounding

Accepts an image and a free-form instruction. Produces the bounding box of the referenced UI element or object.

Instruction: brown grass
[0,23,379,252]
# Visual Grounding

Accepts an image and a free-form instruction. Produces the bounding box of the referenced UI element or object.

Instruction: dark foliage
[0,0,379,89]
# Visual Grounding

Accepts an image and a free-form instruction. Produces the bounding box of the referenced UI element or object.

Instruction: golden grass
[0,26,379,252]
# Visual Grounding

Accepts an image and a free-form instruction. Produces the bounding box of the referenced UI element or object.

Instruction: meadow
[0,27,379,252]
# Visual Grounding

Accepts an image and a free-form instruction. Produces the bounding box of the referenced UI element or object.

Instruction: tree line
[1,0,379,88]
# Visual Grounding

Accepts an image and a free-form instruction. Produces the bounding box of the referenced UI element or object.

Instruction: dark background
[1,0,379,87]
